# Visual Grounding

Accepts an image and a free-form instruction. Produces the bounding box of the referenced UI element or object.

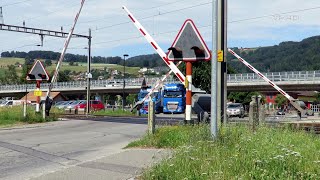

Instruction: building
[20,91,67,104]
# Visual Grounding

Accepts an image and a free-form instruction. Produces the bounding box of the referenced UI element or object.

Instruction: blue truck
[137,83,186,114]
[162,83,186,114]
[137,87,162,114]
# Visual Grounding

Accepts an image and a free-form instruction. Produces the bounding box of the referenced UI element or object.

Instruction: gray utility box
[192,93,211,122]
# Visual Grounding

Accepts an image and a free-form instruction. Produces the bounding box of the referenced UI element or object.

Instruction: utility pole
[122,54,129,110]
[86,28,92,115]
[211,0,218,138]
[0,7,4,24]
[217,0,228,124]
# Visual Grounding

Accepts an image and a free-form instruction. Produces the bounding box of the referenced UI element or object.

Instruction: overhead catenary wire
[4,1,212,51]
[4,2,320,53]
[0,0,33,7]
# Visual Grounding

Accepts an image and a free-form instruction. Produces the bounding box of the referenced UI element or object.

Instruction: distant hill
[3,35,320,74]
[228,35,320,73]
[126,54,164,68]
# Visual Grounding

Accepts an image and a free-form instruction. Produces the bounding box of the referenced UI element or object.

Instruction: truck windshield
[139,92,148,99]
[164,91,183,98]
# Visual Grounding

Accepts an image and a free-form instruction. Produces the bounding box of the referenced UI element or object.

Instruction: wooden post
[148,99,155,134]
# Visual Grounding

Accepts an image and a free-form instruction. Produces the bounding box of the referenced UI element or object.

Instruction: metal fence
[0,77,179,92]
[1,70,320,92]
[228,70,320,83]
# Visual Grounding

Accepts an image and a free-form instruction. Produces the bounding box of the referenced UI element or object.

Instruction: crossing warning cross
[167,19,211,62]
[26,60,50,81]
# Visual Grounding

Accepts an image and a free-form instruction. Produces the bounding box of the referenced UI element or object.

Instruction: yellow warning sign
[184,79,189,89]
[34,89,42,97]
[217,50,224,62]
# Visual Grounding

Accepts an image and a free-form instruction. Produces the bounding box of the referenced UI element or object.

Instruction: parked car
[227,103,245,118]
[55,101,74,109]
[74,100,105,111]
[66,100,87,109]
[0,100,23,107]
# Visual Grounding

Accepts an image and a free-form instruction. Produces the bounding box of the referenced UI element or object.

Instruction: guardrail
[228,71,320,83]
[0,78,179,92]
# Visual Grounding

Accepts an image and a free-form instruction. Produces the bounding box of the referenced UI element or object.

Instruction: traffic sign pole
[185,62,192,124]
[36,81,41,113]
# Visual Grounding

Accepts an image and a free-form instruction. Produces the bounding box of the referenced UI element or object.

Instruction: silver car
[227,103,245,118]
[66,100,87,109]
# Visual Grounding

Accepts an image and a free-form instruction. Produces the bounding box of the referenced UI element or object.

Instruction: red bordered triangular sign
[167,19,211,61]
[26,60,50,81]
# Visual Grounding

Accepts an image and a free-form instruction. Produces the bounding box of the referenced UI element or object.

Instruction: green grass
[0,58,141,76]
[0,106,62,127]
[93,109,138,117]
[0,57,25,67]
[129,125,320,179]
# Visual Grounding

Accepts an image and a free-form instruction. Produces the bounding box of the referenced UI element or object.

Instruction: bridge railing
[227,71,320,83]
[2,70,320,92]
[0,77,179,92]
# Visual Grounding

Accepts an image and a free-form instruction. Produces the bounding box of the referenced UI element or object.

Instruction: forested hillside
[2,35,320,72]
[228,35,320,73]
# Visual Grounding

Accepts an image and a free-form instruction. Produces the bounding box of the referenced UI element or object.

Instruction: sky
[0,0,320,58]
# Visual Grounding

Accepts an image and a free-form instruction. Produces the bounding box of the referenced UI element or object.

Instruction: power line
[13,0,82,24]
[0,0,33,7]
[91,1,212,32]
[5,3,320,53]
[72,0,197,26]
[3,1,212,51]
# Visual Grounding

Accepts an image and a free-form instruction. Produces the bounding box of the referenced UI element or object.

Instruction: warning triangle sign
[167,19,211,61]
[26,60,50,81]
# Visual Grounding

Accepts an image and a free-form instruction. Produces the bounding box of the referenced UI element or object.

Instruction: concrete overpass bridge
[0,70,320,98]
[227,71,320,92]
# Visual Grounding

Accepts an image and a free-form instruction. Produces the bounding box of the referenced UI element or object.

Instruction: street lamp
[123,54,129,110]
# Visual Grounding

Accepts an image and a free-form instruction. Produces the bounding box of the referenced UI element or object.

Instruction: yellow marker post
[217,50,224,62]
[34,89,42,97]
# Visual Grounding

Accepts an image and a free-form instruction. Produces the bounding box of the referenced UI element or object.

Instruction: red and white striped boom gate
[134,61,183,109]
[45,0,86,114]
[122,6,187,109]
[228,49,304,114]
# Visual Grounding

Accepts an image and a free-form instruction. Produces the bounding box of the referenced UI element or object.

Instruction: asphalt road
[0,116,152,180]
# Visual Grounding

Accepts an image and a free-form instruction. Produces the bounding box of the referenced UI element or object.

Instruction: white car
[227,103,245,118]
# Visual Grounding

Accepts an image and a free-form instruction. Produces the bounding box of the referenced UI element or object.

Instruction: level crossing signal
[26,60,50,81]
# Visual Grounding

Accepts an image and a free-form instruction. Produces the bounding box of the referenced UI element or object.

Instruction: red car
[75,100,105,111]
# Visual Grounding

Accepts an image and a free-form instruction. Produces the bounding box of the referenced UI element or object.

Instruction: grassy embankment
[128,125,320,179]
[0,58,140,76]
[93,109,140,117]
[0,106,62,127]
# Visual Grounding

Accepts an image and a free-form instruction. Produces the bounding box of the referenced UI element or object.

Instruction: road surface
[0,117,149,180]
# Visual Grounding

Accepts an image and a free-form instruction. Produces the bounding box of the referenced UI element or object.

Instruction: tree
[126,94,138,105]
[228,92,264,105]
[44,59,52,66]
[49,70,72,82]
[3,65,19,84]
[178,61,237,93]
[275,94,287,108]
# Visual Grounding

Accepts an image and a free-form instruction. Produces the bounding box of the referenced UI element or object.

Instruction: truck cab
[162,83,186,113]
